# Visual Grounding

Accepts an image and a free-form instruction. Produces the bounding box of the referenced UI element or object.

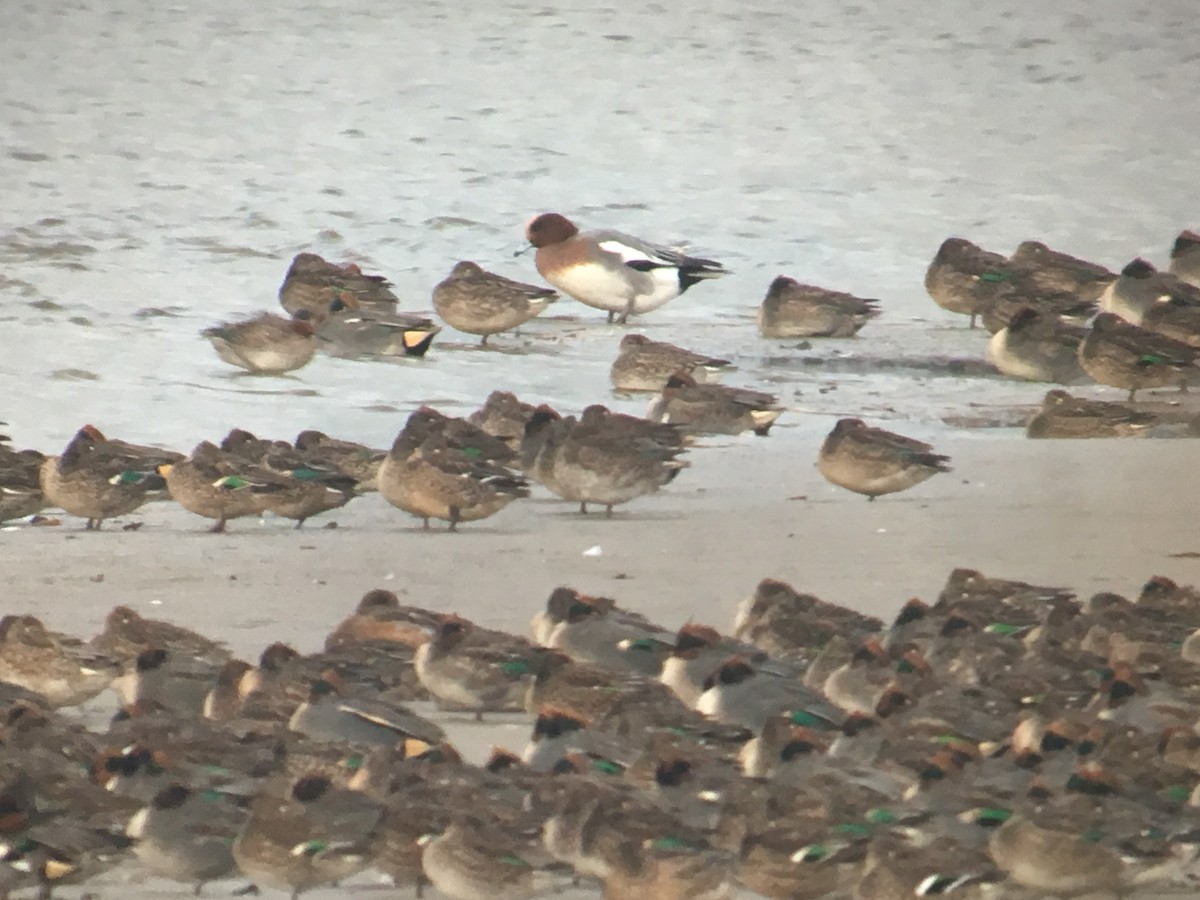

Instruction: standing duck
[1078,312,1200,400]
[817,419,951,500]
[377,428,528,531]
[521,407,687,516]
[160,441,281,533]
[201,311,316,375]
[924,237,1018,328]
[40,425,178,530]
[757,276,880,338]
[432,260,558,345]
[609,334,733,392]
[523,212,727,324]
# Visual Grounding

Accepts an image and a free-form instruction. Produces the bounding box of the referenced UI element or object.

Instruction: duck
[287,675,445,748]
[817,418,951,500]
[986,306,1088,383]
[732,577,884,662]
[111,647,223,715]
[695,657,843,732]
[1078,312,1200,400]
[324,588,439,650]
[232,774,382,898]
[523,212,727,323]
[278,251,399,317]
[414,615,547,717]
[1098,257,1200,325]
[432,260,558,345]
[125,782,242,893]
[1025,389,1160,439]
[539,589,669,676]
[924,237,1019,328]
[520,406,687,516]
[602,837,736,900]
[1139,292,1200,348]
[609,334,734,392]
[376,428,528,531]
[219,430,358,528]
[398,406,519,465]
[0,614,118,708]
[40,425,178,530]
[420,814,569,900]
[315,295,441,358]
[647,373,784,436]
[1007,240,1114,302]
[757,276,881,338]
[160,441,284,533]
[201,310,316,375]
[0,436,47,522]
[466,390,538,450]
[292,429,386,491]
[1170,229,1200,287]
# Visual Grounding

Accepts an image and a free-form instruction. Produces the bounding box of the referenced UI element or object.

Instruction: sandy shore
[5,430,1195,656]
[3,429,1197,897]
[7,429,1197,656]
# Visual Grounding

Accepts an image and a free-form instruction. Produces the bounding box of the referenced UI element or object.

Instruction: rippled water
[2,0,1197,453]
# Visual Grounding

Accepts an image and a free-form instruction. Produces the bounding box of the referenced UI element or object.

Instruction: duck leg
[209,517,227,533]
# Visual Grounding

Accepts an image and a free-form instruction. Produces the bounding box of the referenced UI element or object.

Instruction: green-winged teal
[1170,229,1200,287]
[125,782,241,892]
[987,306,1087,383]
[1078,312,1200,400]
[0,436,47,522]
[315,295,441,358]
[524,212,727,324]
[467,391,538,450]
[1098,257,1200,325]
[202,311,316,375]
[1025,389,1159,439]
[160,441,280,532]
[377,428,528,531]
[232,774,382,898]
[695,657,842,732]
[647,373,784,436]
[757,275,880,338]
[1008,240,1114,302]
[287,675,444,748]
[278,252,399,317]
[610,334,733,392]
[40,425,179,529]
[924,237,1016,328]
[0,615,118,708]
[292,429,385,492]
[817,418,951,500]
[521,406,687,515]
[433,260,558,345]
[414,615,547,717]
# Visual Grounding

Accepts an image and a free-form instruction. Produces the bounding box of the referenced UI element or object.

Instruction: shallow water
[2,0,1197,453]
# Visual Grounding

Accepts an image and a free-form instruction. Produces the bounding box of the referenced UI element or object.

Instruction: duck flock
[4,571,1200,899]
[3,216,1200,900]
[9,218,1200,533]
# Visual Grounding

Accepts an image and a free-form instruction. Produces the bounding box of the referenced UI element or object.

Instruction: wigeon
[523,212,727,323]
